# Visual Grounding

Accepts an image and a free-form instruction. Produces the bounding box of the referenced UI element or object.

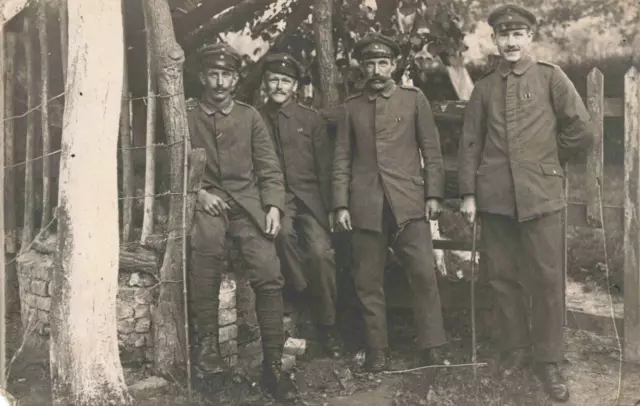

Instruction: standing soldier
[187,44,296,401]
[458,5,594,402]
[333,33,448,372]
[258,53,343,357]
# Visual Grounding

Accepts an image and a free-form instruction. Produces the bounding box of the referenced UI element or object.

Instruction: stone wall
[15,240,298,372]
[16,249,159,364]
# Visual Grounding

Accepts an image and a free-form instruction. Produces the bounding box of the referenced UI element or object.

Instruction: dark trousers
[276,195,337,326]
[351,201,446,350]
[481,211,564,363]
[189,199,285,362]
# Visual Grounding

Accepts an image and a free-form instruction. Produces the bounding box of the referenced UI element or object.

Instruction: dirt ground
[6,307,640,406]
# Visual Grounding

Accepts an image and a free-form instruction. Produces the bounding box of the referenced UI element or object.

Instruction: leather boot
[195,335,226,374]
[501,348,531,377]
[261,359,299,402]
[533,362,570,402]
[364,348,389,373]
[317,325,344,358]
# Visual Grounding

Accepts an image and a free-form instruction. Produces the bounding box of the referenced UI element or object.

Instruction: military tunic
[259,101,338,326]
[187,98,286,356]
[332,81,447,350]
[333,82,445,232]
[458,55,593,221]
[457,55,594,362]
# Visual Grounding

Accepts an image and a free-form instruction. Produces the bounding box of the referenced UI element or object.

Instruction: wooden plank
[4,33,17,254]
[586,68,604,228]
[21,17,35,252]
[185,149,207,233]
[624,66,640,363]
[39,2,52,231]
[140,3,156,244]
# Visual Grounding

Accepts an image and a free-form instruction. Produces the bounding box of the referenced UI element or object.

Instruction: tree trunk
[4,32,17,254]
[49,0,130,404]
[59,0,68,80]
[146,0,188,379]
[39,1,52,232]
[312,0,340,108]
[0,19,6,390]
[1,0,29,24]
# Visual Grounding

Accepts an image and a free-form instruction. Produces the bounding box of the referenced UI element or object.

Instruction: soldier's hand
[335,208,352,232]
[460,195,477,225]
[198,190,230,216]
[265,206,281,236]
[426,198,443,221]
[328,212,336,233]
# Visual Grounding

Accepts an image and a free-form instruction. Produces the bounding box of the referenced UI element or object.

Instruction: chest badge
[395,117,402,122]
[297,128,304,133]
[523,92,532,100]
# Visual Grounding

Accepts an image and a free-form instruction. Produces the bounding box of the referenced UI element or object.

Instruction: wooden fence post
[624,66,640,363]
[21,16,35,251]
[586,67,604,228]
[119,59,133,243]
[141,1,157,244]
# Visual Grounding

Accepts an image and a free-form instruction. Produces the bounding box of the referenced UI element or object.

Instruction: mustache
[211,86,231,92]
[504,47,520,52]
[366,74,390,84]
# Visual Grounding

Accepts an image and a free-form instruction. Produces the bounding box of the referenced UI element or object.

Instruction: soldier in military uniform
[186,44,296,401]
[458,5,594,402]
[258,53,343,357]
[333,33,448,372]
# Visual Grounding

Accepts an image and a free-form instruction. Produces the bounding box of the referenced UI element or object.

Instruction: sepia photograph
[0,0,640,404]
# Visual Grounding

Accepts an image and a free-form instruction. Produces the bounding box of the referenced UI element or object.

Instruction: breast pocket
[518,84,536,105]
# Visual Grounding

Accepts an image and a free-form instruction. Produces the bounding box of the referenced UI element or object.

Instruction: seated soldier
[186,43,296,402]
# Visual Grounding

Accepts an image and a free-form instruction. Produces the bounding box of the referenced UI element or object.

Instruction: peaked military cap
[488,4,537,32]
[353,33,401,61]
[198,43,242,72]
[262,53,303,81]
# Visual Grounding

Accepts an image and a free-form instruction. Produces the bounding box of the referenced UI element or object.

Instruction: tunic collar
[199,97,234,116]
[497,54,535,77]
[367,80,397,100]
[265,99,295,118]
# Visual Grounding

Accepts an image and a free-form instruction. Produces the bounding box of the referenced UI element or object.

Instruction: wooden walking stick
[470,217,478,380]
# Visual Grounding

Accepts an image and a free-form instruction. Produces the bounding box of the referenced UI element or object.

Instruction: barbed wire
[4,91,188,124]
[4,140,186,170]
